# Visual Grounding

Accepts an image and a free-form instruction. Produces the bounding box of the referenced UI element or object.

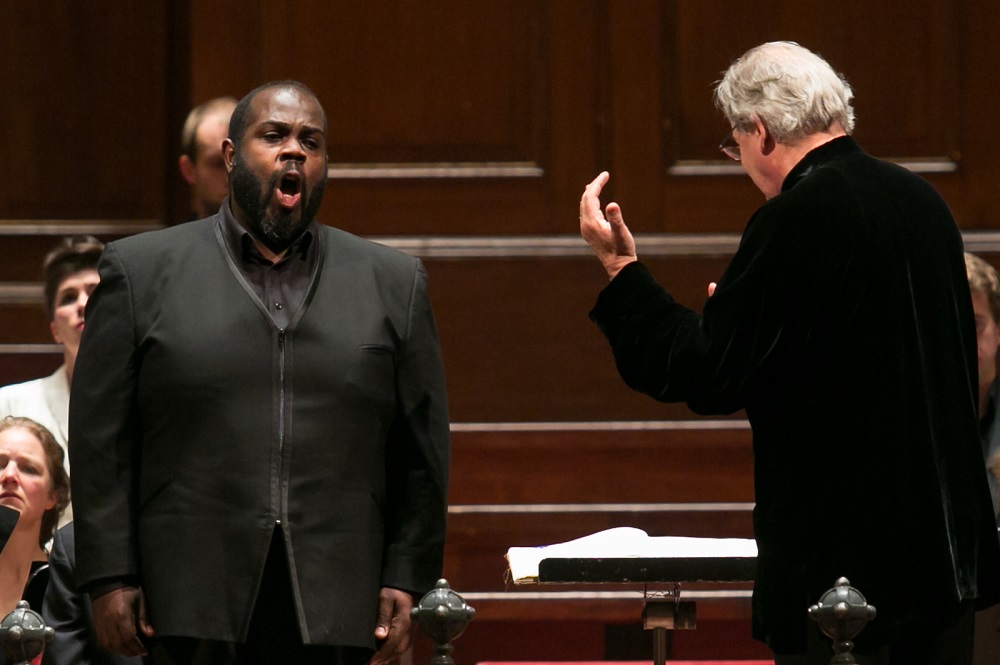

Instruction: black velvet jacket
[591,136,1000,651]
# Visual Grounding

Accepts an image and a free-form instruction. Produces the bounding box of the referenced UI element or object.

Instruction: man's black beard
[229,158,326,254]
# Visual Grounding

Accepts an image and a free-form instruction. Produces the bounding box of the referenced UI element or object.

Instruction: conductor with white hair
[580,41,1000,665]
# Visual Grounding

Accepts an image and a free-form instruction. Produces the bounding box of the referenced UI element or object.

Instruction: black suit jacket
[591,137,1000,651]
[69,217,450,647]
[41,524,140,665]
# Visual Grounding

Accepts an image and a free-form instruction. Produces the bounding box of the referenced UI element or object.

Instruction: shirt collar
[781,135,861,194]
[218,197,315,267]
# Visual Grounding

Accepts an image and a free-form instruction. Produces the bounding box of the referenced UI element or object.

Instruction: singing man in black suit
[68,80,450,665]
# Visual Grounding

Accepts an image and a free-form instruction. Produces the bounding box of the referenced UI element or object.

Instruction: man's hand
[579,171,638,280]
[90,586,154,657]
[371,587,414,665]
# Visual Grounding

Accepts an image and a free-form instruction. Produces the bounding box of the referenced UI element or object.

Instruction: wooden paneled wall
[2,2,1000,664]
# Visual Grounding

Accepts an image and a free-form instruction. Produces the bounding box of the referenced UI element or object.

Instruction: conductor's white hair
[714,41,855,144]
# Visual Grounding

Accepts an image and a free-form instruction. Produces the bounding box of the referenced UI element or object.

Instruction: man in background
[178,96,236,220]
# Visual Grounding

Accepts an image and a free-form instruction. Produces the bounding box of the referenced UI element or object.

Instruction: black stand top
[538,556,756,584]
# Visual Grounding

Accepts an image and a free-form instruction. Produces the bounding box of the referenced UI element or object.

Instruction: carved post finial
[808,577,877,665]
[411,579,476,665]
[0,600,55,665]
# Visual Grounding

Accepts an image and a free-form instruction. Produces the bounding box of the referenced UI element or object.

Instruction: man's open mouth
[276,171,302,209]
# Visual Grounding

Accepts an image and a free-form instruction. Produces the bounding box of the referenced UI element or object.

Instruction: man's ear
[752,116,777,156]
[178,155,197,185]
[222,139,236,173]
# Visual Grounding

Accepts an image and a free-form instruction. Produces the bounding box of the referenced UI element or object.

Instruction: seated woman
[0,416,70,619]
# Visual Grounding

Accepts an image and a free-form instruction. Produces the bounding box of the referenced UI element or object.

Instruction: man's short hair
[714,41,856,144]
[43,236,104,319]
[227,80,326,152]
[180,96,238,162]
[966,252,1000,324]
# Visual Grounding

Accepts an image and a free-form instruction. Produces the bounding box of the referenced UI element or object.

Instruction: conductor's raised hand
[579,171,637,280]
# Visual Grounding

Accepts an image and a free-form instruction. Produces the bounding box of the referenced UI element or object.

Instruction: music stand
[0,505,17,555]
[536,555,756,665]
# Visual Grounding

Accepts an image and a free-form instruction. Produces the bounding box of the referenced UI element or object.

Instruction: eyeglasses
[719,130,741,162]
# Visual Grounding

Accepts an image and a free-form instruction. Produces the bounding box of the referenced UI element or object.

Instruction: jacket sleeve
[68,244,143,590]
[41,526,88,665]
[42,526,140,665]
[380,260,450,595]
[590,209,804,416]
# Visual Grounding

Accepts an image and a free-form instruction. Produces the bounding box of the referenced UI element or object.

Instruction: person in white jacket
[0,235,103,525]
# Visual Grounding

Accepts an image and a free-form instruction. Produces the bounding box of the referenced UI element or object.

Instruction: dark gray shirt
[218,199,319,330]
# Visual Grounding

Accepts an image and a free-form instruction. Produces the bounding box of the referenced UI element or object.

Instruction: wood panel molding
[328,163,544,179]
[667,1,961,165]
[0,220,163,236]
[670,157,960,177]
